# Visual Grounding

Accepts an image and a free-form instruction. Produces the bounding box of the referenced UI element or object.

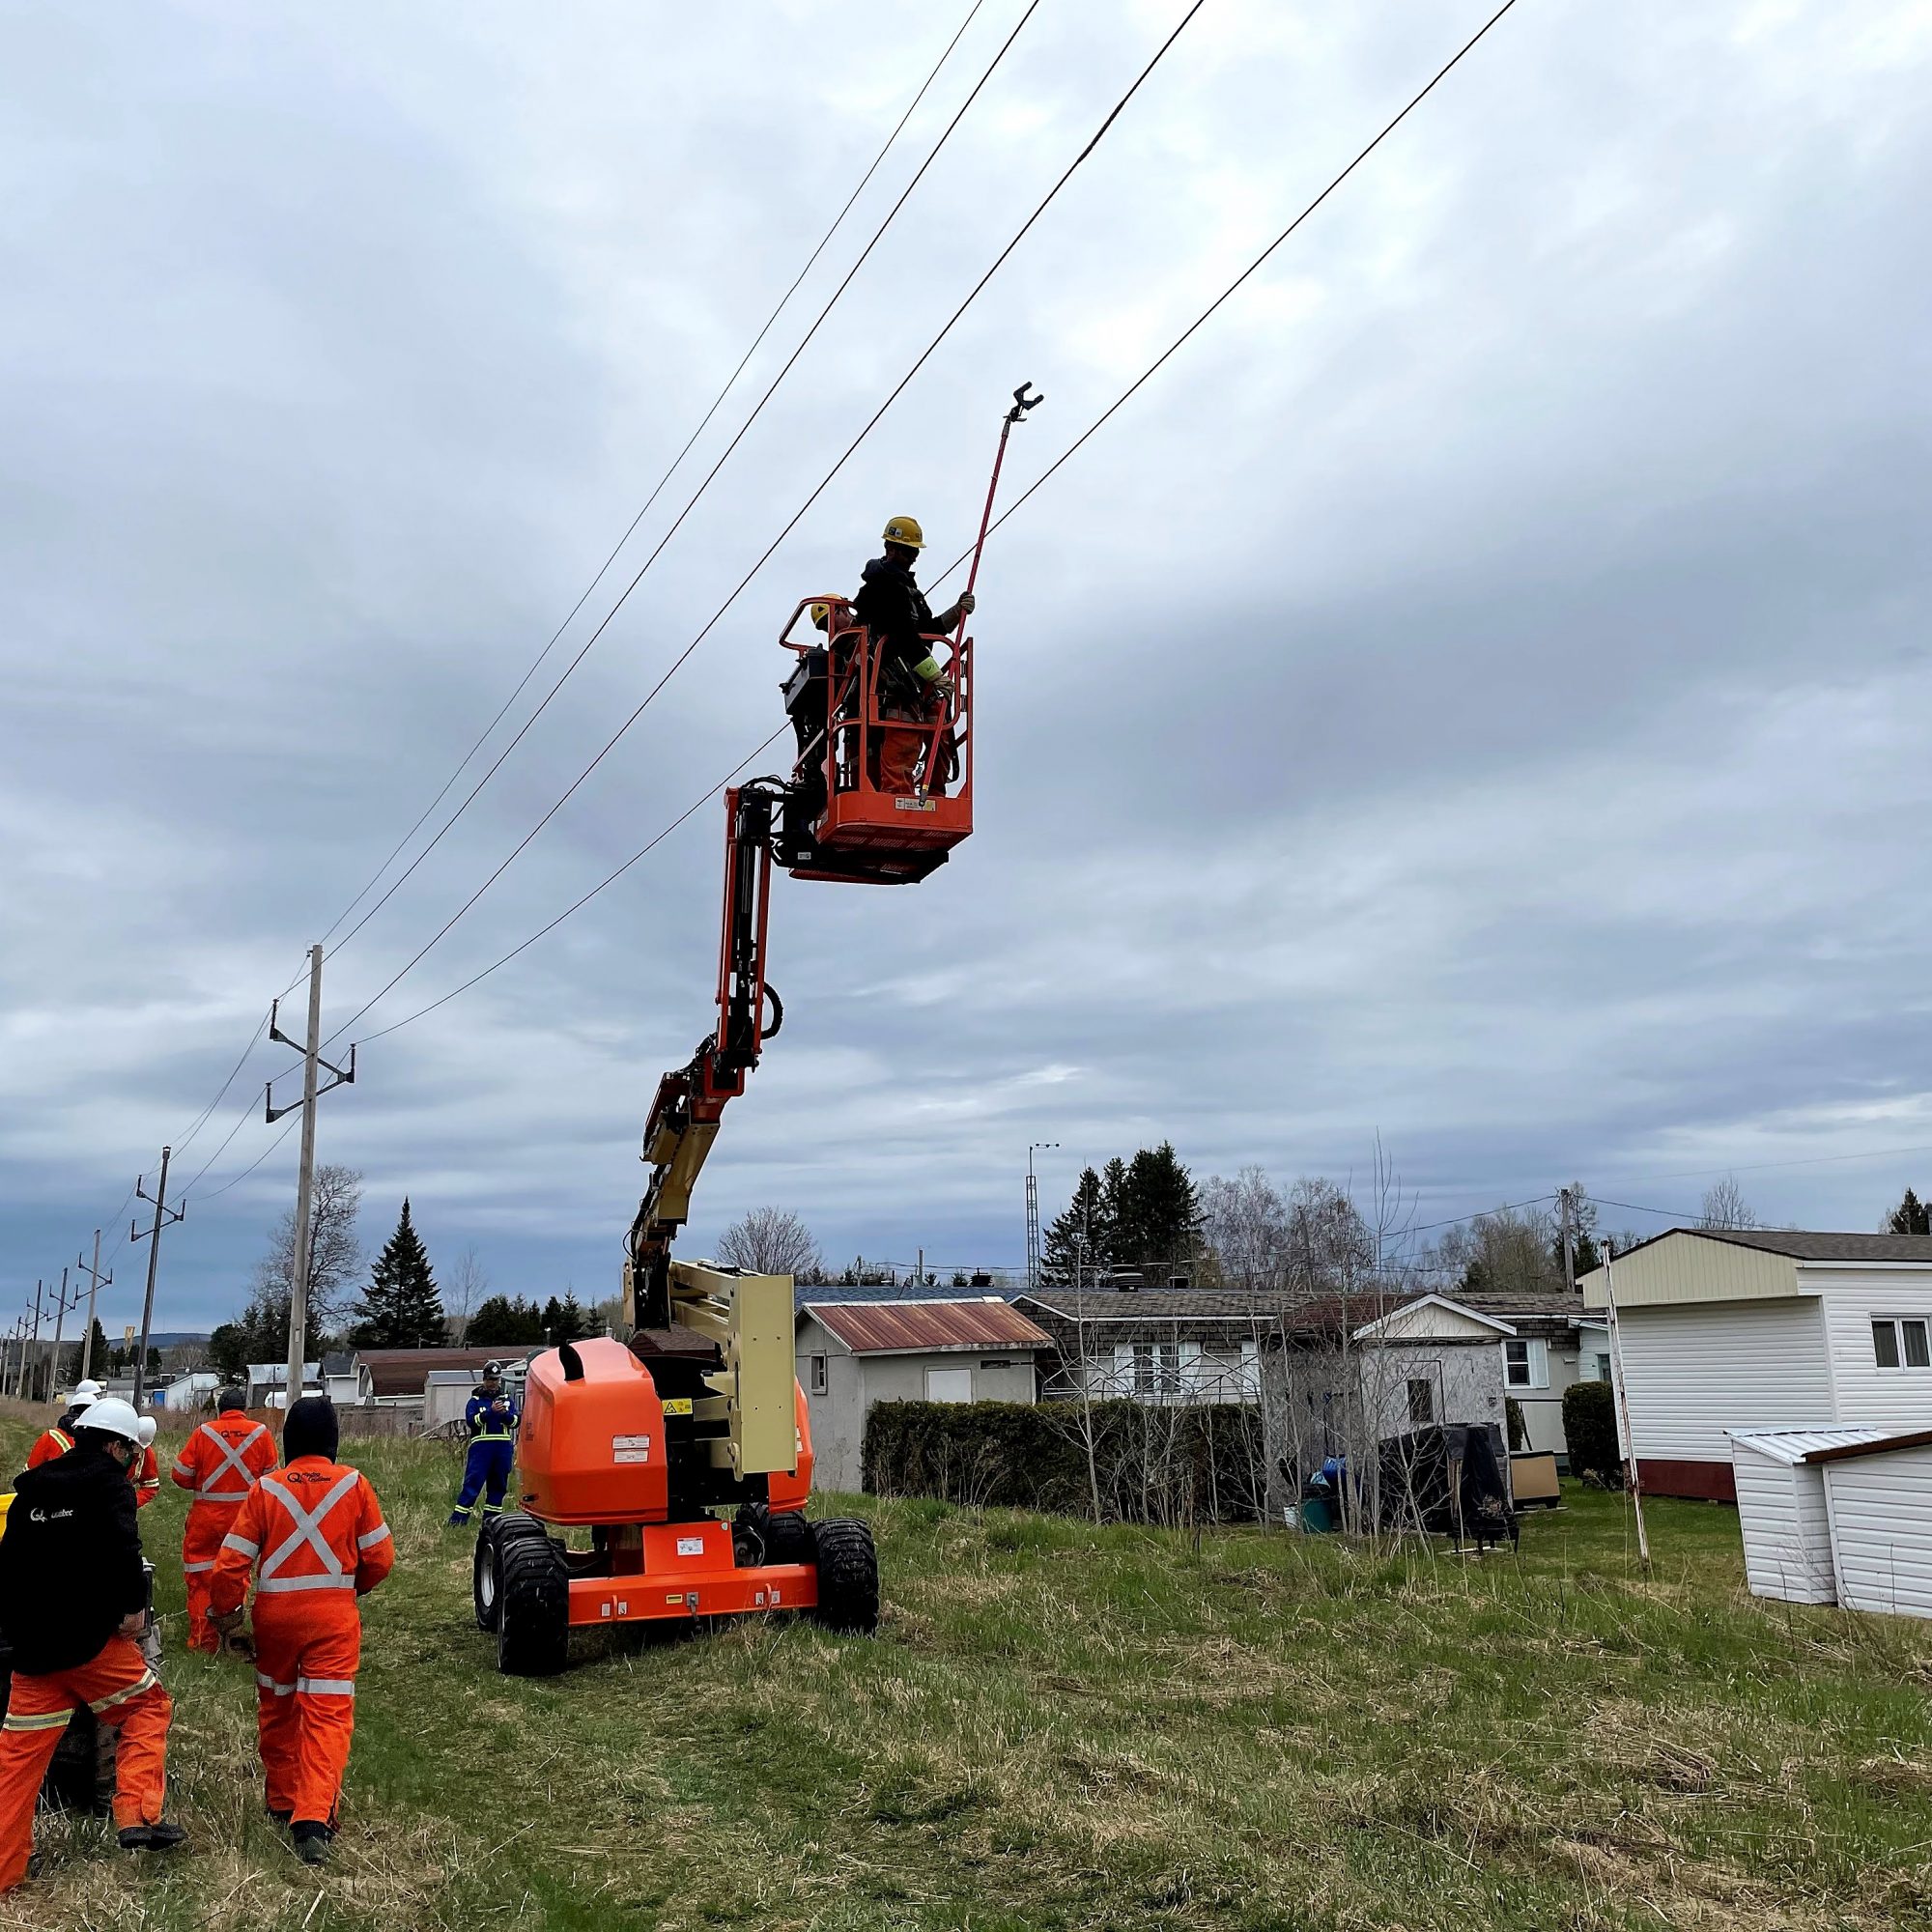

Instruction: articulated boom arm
[624,782,786,1330]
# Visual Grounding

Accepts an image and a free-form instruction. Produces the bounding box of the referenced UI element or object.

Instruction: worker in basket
[170,1388,275,1655]
[852,515,974,796]
[0,1397,183,1888]
[446,1360,519,1528]
[209,1398,392,1867]
[23,1378,105,1470]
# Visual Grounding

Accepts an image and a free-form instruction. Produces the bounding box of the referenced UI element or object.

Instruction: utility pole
[1601,1238,1650,1573]
[131,1149,185,1406]
[268,945,355,1410]
[1558,1185,1577,1295]
[1027,1143,1060,1291]
[25,1279,43,1402]
[47,1264,73,1400]
[76,1230,110,1384]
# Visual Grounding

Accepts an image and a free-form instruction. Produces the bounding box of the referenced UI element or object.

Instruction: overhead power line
[931,0,1524,589]
[322,0,1039,966]
[322,0,1207,1050]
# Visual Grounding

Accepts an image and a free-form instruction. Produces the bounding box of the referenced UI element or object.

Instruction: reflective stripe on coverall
[23,1428,72,1470]
[169,1416,275,1654]
[450,1388,518,1522]
[0,1636,170,1889]
[208,1458,392,1828]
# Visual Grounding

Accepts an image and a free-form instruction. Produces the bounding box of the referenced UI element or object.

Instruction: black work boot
[118,1822,187,1853]
[291,1820,333,1866]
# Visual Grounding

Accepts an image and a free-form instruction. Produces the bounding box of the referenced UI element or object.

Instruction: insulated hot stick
[955,382,1043,648]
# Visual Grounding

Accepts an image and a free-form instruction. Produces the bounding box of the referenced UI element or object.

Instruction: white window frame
[1502,1338,1548,1389]
[1872,1316,1932,1372]
[1406,1377,1435,1425]
[808,1354,828,1396]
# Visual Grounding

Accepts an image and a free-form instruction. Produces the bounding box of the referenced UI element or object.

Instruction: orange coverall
[208,1456,392,1828]
[27,1430,159,1506]
[169,1414,276,1654]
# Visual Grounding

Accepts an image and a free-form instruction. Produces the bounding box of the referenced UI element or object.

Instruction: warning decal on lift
[676,1535,705,1556]
[894,797,938,812]
[661,1397,693,1416]
[611,1434,651,1463]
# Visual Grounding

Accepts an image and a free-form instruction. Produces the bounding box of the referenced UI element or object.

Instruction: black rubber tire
[810,1518,879,1634]
[476,1515,550,1633]
[763,1510,813,1567]
[497,1534,571,1677]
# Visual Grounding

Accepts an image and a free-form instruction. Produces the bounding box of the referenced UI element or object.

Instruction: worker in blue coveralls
[447,1361,519,1527]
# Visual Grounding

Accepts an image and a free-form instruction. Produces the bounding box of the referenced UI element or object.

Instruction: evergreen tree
[1886,1187,1931,1236]
[1043,1167,1113,1277]
[1112,1143,1202,1275]
[468,1293,545,1347]
[208,1321,248,1382]
[352,1200,446,1349]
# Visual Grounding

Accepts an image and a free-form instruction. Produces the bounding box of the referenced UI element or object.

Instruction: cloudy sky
[3,0,1929,1339]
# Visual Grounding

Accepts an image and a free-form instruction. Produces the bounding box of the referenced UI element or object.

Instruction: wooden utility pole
[1601,1239,1651,1572]
[1558,1185,1577,1295]
[267,945,355,1410]
[131,1147,184,1405]
[47,1264,72,1400]
[76,1230,110,1385]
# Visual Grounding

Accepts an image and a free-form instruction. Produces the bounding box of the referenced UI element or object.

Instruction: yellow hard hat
[809,601,832,630]
[882,515,925,551]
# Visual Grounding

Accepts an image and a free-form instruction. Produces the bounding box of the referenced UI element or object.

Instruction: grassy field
[3,1413,1929,1931]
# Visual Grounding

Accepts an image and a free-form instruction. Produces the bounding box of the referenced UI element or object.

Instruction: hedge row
[861,1397,1268,1523]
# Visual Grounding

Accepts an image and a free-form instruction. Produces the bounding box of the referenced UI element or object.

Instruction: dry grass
[0,1421,1928,1929]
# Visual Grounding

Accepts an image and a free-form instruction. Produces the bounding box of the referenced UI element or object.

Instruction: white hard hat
[73,1397,143,1445]
[136,1417,157,1447]
[71,1378,103,1403]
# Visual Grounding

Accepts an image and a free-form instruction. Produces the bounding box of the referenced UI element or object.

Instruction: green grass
[5,1413,1931,1930]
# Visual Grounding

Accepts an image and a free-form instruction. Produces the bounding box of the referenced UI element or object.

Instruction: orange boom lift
[474,386,1039,1673]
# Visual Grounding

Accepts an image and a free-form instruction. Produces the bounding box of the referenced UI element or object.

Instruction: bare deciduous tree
[1200,1166,1289,1289]
[1698,1175,1760,1231]
[242,1164,363,1358]
[446,1243,488,1344]
[716,1207,823,1281]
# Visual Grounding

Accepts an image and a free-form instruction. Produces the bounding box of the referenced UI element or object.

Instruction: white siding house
[1579,1230,1932,1499]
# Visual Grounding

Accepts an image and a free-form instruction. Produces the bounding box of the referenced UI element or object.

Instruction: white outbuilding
[1728,1425,1932,1618]
[1725,1427,1891,1604]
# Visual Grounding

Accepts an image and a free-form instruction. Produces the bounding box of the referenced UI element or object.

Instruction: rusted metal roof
[801,1298,1051,1356]
[352,1348,507,1398]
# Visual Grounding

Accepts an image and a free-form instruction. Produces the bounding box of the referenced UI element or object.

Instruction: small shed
[1726,1427,1892,1605]
[353,1348,506,1406]
[795,1298,1051,1492]
[1811,1430,1932,1619]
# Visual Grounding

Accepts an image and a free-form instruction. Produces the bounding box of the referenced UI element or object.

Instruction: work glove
[956,592,976,616]
[210,1608,254,1662]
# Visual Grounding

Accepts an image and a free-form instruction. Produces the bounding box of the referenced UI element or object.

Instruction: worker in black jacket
[851,515,975,795]
[0,1397,182,1888]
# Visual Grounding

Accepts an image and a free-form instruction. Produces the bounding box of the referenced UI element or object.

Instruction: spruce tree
[352,1199,446,1349]
[1886,1187,1931,1236]
[1043,1167,1113,1277]
[1113,1143,1202,1276]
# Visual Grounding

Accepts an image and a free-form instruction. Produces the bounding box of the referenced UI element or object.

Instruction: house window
[924,1366,973,1404]
[1406,1378,1435,1425]
[808,1354,828,1396]
[1502,1338,1548,1388]
[1239,1339,1259,1398]
[1873,1319,1932,1371]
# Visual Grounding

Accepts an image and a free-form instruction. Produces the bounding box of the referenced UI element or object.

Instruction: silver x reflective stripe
[222,1533,260,1558]
[296,1677,355,1697]
[90,1670,158,1714]
[195,1421,270,1501]
[257,1469,359,1592]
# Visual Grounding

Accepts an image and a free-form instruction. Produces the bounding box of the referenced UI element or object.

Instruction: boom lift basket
[779,596,972,886]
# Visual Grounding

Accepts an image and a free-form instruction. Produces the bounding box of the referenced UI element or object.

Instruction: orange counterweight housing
[517,1338,668,1526]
